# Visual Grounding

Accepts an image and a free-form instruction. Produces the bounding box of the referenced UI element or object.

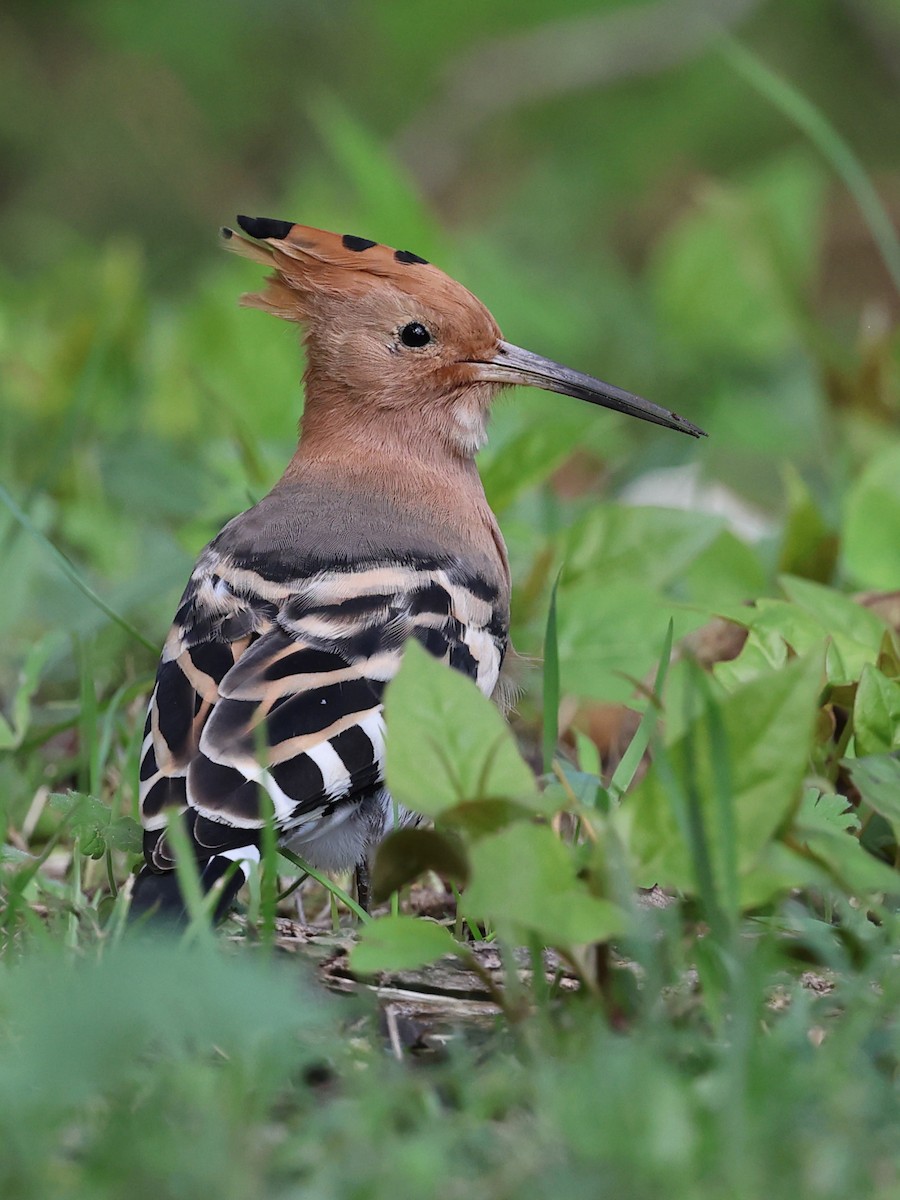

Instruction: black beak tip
[669,410,707,439]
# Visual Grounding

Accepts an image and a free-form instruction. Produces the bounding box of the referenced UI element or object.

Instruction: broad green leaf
[372,828,469,903]
[854,665,900,757]
[877,628,900,680]
[738,842,830,909]
[741,825,896,910]
[438,796,554,837]
[843,444,900,589]
[793,819,898,898]
[0,845,34,866]
[49,793,115,860]
[620,655,822,893]
[779,576,887,650]
[717,581,887,688]
[384,640,536,817]
[562,505,723,591]
[480,408,601,513]
[350,916,459,975]
[679,529,768,606]
[746,602,859,683]
[47,794,142,859]
[462,823,625,946]
[575,732,602,778]
[713,622,790,689]
[798,787,860,833]
[846,755,900,840]
[555,763,609,811]
[778,465,838,583]
[105,816,143,855]
[557,582,704,703]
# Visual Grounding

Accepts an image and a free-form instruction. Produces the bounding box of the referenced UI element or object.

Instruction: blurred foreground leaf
[48,792,141,859]
[350,914,458,974]
[854,665,900,757]
[846,754,900,842]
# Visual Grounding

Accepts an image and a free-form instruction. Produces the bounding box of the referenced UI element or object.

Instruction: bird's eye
[399,322,432,348]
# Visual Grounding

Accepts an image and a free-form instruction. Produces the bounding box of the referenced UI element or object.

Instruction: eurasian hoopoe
[130,215,705,921]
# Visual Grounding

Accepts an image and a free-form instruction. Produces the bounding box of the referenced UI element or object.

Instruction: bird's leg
[355,860,371,914]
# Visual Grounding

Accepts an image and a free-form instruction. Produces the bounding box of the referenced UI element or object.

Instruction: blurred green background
[2,0,899,761]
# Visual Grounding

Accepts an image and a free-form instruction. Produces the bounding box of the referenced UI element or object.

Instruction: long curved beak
[470,341,706,439]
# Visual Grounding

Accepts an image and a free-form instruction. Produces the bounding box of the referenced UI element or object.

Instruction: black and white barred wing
[139,554,506,870]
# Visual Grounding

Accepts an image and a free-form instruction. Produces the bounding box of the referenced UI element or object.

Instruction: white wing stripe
[305,740,352,800]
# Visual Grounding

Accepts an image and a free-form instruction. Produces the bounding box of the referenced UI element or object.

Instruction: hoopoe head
[223,216,705,458]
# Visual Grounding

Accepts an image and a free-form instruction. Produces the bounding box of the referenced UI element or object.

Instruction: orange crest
[222,215,488,327]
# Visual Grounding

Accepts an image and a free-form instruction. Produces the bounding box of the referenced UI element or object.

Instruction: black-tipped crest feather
[237,215,294,241]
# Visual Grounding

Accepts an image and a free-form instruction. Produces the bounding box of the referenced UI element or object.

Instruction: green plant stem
[276,871,310,904]
[457,945,516,1016]
[163,813,219,949]
[104,849,117,900]
[722,36,900,297]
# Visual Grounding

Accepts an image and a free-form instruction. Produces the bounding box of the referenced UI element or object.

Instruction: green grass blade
[654,733,727,947]
[258,794,279,950]
[278,848,370,924]
[699,669,738,925]
[722,37,900,297]
[76,637,99,797]
[542,569,563,776]
[608,620,674,804]
[275,870,310,904]
[163,812,219,950]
